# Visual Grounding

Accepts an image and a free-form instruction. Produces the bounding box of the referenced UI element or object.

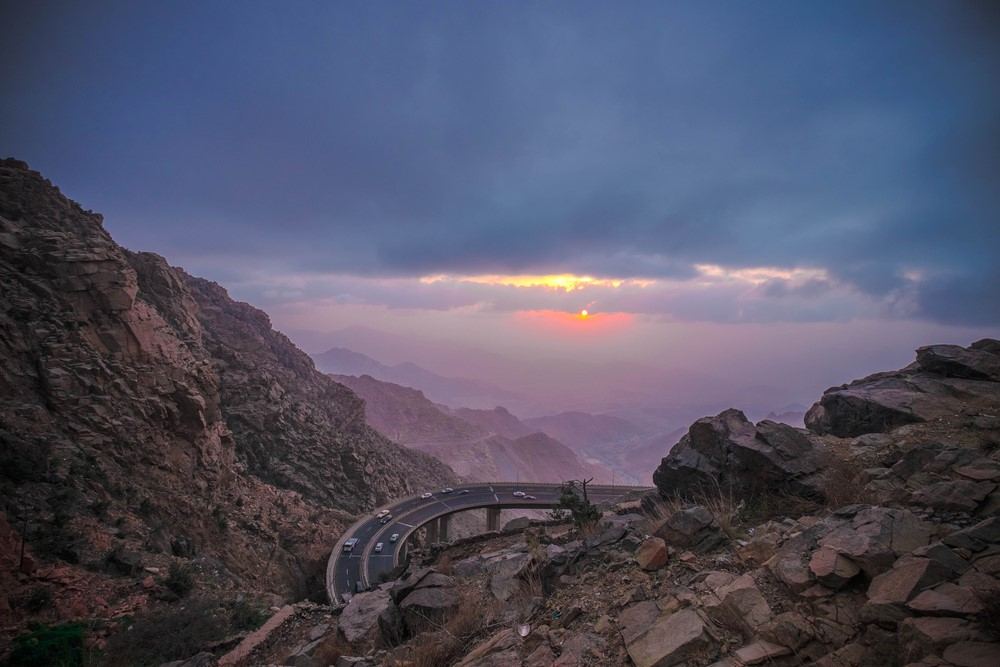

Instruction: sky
[2,1,998,417]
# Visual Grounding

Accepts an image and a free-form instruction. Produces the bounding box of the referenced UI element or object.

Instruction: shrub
[98,599,227,667]
[5,623,85,667]
[163,562,195,597]
[21,587,52,613]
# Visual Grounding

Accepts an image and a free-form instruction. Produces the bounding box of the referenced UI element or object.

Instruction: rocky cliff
[0,160,455,643]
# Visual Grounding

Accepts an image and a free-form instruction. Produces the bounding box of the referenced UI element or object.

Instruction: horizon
[3,1,998,422]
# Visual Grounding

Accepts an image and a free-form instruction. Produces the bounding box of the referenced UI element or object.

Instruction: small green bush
[163,562,195,597]
[4,622,85,667]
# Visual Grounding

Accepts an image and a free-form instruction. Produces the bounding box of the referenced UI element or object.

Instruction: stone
[654,506,726,553]
[809,547,861,589]
[553,631,605,666]
[523,644,557,667]
[339,589,398,645]
[654,409,826,500]
[488,552,532,602]
[618,601,661,645]
[867,558,952,606]
[943,517,1000,552]
[733,640,791,665]
[819,506,930,576]
[942,642,1000,667]
[900,617,985,656]
[910,480,996,513]
[454,629,519,667]
[635,537,669,571]
[916,344,1000,381]
[701,573,772,632]
[593,614,612,633]
[759,611,814,651]
[502,516,531,532]
[812,643,868,667]
[399,585,459,634]
[623,609,718,667]
[907,583,985,616]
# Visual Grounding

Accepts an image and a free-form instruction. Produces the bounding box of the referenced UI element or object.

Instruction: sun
[579,309,589,318]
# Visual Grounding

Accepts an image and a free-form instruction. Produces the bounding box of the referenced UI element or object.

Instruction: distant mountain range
[313,347,519,409]
[332,374,607,483]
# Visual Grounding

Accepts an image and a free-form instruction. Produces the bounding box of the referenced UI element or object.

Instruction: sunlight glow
[419,273,655,292]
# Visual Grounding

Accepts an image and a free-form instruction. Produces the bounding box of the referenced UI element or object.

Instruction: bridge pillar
[486,507,500,532]
[438,515,450,542]
[426,520,439,544]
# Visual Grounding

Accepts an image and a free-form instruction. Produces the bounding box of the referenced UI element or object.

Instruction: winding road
[326,482,650,604]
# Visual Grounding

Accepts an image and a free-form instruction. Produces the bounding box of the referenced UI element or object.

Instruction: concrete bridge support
[486,507,500,532]
[426,520,438,544]
[438,515,450,542]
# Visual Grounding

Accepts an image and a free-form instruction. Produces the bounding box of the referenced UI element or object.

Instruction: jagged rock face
[805,340,1000,437]
[652,409,827,500]
[0,160,455,623]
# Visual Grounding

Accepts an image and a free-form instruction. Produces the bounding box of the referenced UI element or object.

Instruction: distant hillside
[334,373,605,483]
[451,406,533,439]
[313,347,519,408]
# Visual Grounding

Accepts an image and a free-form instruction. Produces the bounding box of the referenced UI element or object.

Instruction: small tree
[553,480,600,528]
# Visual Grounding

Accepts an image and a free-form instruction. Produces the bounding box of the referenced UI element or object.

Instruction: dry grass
[389,588,503,667]
[436,552,453,575]
[312,631,354,665]
[643,481,745,541]
[818,453,874,509]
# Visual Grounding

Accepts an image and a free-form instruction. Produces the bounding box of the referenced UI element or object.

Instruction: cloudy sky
[2,1,997,412]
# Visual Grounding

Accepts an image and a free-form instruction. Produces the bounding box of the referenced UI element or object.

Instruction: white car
[374,542,384,553]
[421,492,433,499]
[390,533,400,542]
[441,487,455,494]
[512,491,526,497]
[376,509,390,518]
[524,494,537,500]
[459,489,471,494]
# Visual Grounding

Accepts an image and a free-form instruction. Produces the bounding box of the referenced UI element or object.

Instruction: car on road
[342,537,359,552]
[379,515,392,524]
[374,542,384,553]
[421,492,433,499]
[441,487,455,494]
[524,494,536,500]
[512,491,526,497]
[376,509,389,518]
[390,533,400,542]
[459,489,471,494]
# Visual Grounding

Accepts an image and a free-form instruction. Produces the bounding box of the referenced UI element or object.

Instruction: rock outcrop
[0,160,455,638]
[805,341,1000,437]
[653,409,827,500]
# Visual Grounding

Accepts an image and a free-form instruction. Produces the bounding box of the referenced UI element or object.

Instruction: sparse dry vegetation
[391,588,503,667]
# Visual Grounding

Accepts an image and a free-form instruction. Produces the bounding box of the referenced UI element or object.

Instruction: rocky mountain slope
[0,160,455,647]
[238,339,999,667]
[332,374,606,483]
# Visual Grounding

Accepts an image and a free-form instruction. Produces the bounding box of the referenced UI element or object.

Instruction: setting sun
[580,309,589,318]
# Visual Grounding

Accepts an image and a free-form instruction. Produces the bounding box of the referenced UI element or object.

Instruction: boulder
[399,585,459,634]
[907,583,985,616]
[806,341,1000,437]
[618,601,663,645]
[502,516,531,532]
[552,631,605,666]
[488,552,532,602]
[818,506,930,576]
[910,480,996,513]
[809,547,861,589]
[867,558,952,606]
[700,573,773,632]
[759,611,814,651]
[635,537,669,571]
[454,629,519,667]
[942,642,1000,667]
[654,506,726,552]
[623,609,718,667]
[339,589,399,646]
[899,617,987,658]
[943,517,1000,552]
[733,640,791,665]
[653,410,826,500]
[916,344,1000,381]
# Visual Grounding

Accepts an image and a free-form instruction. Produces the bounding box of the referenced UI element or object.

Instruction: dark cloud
[1,1,997,323]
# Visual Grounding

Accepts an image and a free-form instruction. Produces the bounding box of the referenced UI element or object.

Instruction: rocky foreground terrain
[0,160,456,657]
[204,339,1000,667]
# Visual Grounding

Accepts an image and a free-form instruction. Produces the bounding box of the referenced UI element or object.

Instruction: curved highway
[326,482,650,603]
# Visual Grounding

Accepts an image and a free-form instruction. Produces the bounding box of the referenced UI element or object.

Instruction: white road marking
[397,521,415,528]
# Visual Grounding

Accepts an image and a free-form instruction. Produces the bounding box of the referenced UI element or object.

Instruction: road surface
[326,482,650,603]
